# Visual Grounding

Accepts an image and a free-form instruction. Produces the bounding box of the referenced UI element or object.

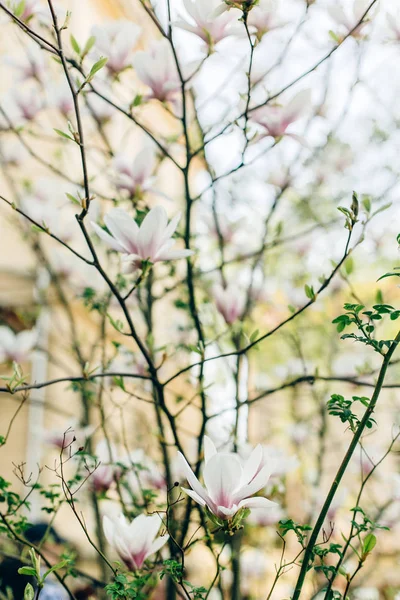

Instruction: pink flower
[175,0,243,45]
[91,440,121,494]
[251,89,311,141]
[103,513,169,570]
[247,0,286,38]
[14,87,43,122]
[45,423,94,451]
[178,436,276,521]
[91,206,194,268]
[0,327,36,363]
[133,40,181,102]
[212,283,246,324]
[113,148,156,197]
[91,21,141,75]
[328,0,377,39]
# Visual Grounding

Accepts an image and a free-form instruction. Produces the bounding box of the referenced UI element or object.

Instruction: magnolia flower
[91,206,194,268]
[14,87,43,122]
[48,83,74,117]
[91,21,141,75]
[103,513,169,570]
[86,94,114,124]
[212,283,246,324]
[133,40,181,102]
[11,0,41,21]
[178,436,275,520]
[251,89,311,141]
[45,423,94,450]
[0,327,36,363]
[91,440,121,493]
[0,141,28,166]
[328,0,376,38]
[247,0,285,38]
[113,148,156,197]
[4,45,47,83]
[175,0,242,45]
[385,10,400,42]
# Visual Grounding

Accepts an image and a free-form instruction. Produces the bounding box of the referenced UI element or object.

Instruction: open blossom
[133,40,181,102]
[178,436,276,520]
[247,0,285,38]
[103,513,169,571]
[45,423,94,450]
[91,440,121,493]
[4,45,47,83]
[91,206,194,267]
[0,327,36,363]
[212,283,246,324]
[385,10,400,42]
[113,148,156,197]
[14,87,43,122]
[175,0,242,45]
[328,0,376,38]
[251,89,311,141]
[11,0,41,21]
[91,21,141,75]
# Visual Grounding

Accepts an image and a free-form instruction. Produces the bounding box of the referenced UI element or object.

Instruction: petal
[103,515,115,546]
[218,504,238,518]
[146,533,169,559]
[156,248,194,261]
[16,330,37,354]
[181,487,207,507]
[91,221,126,252]
[203,453,242,505]
[238,496,278,511]
[104,208,139,252]
[241,444,263,486]
[233,464,272,503]
[177,452,209,504]
[137,206,169,260]
[203,436,217,464]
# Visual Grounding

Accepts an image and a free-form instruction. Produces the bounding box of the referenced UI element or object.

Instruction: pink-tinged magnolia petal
[91,221,126,252]
[157,248,194,261]
[211,4,229,18]
[137,205,168,258]
[16,330,37,353]
[218,504,239,518]
[204,436,218,464]
[158,212,181,247]
[233,464,272,503]
[103,515,117,547]
[147,533,170,558]
[177,452,210,504]
[203,453,242,505]
[285,89,311,122]
[238,496,278,510]
[0,327,16,351]
[241,444,263,486]
[104,208,139,252]
[181,487,208,507]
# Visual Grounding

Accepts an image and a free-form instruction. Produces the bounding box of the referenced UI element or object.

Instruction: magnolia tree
[0,0,400,598]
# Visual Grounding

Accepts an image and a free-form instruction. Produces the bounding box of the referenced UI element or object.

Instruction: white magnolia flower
[247,0,285,38]
[103,513,169,570]
[4,45,47,83]
[113,147,156,197]
[328,0,377,38]
[175,0,242,45]
[86,93,114,124]
[133,40,181,102]
[45,422,95,451]
[48,83,74,117]
[251,89,311,141]
[385,9,400,42]
[0,140,28,166]
[14,86,43,122]
[91,439,121,493]
[91,206,194,267]
[91,21,141,75]
[212,283,246,324]
[178,436,276,520]
[0,327,36,363]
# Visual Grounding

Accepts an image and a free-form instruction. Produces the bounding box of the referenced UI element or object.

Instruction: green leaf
[53,128,74,142]
[304,284,315,300]
[24,583,35,600]
[18,566,37,577]
[31,224,44,233]
[88,56,108,80]
[83,35,96,57]
[70,34,81,54]
[249,329,259,343]
[65,192,81,206]
[363,533,377,554]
